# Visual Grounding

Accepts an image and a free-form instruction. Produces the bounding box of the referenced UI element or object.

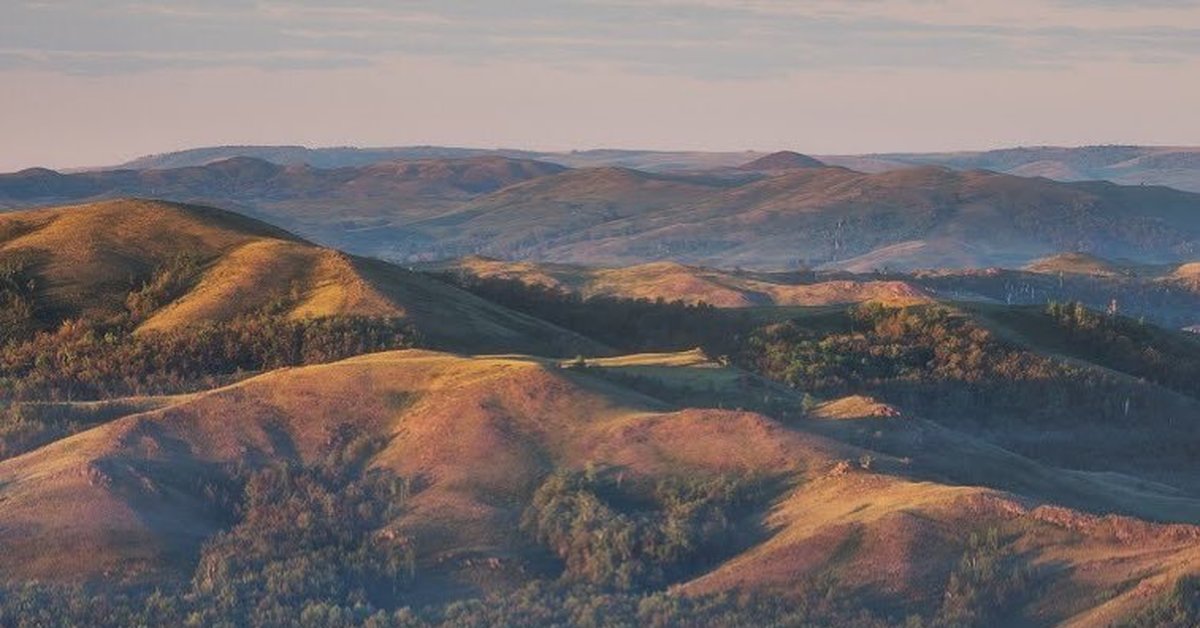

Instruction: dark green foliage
[521,467,766,590]
[190,456,416,624]
[932,528,1031,628]
[912,269,1200,330]
[0,314,416,401]
[1117,575,1200,628]
[1042,301,1200,398]
[124,252,204,322]
[0,457,890,627]
[0,580,900,627]
[0,256,38,344]
[740,303,1185,428]
[430,580,894,628]
[0,426,418,628]
[0,401,149,460]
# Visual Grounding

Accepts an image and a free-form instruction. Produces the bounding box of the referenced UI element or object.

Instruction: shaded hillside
[1,349,1199,625]
[907,262,1200,330]
[0,199,597,357]
[737,302,1200,495]
[393,165,1200,269]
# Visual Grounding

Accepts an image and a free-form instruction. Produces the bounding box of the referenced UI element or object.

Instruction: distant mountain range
[827,145,1200,193]
[108,143,1200,192]
[5,148,1200,271]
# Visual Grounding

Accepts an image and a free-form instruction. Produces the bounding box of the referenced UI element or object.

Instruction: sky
[2,0,1200,171]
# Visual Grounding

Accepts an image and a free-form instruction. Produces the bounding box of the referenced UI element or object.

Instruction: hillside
[0,156,567,252]
[2,348,1199,625]
[738,150,826,171]
[9,158,1200,270]
[1023,252,1128,277]
[2,220,1200,623]
[0,199,596,356]
[432,256,930,307]
[389,165,1200,269]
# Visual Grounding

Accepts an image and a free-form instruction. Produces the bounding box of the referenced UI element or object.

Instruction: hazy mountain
[6,157,1200,271]
[738,150,827,171]
[111,145,766,173]
[825,145,1200,192]
[103,144,1200,194]
[399,165,1200,270]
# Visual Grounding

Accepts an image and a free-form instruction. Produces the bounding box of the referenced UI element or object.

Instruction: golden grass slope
[2,349,1199,623]
[437,256,931,307]
[0,199,599,355]
[1025,252,1126,277]
[0,199,295,318]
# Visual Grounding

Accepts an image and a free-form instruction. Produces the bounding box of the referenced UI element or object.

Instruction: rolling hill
[403,164,1200,270]
[2,348,1199,625]
[0,199,597,356]
[2,195,1200,623]
[431,256,931,307]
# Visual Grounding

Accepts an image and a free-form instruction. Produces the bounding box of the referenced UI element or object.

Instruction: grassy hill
[430,256,931,308]
[2,348,1199,625]
[1024,252,1132,277]
[2,197,1200,624]
[0,199,598,356]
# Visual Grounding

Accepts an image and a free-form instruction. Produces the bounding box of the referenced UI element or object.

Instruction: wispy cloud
[2,0,1198,77]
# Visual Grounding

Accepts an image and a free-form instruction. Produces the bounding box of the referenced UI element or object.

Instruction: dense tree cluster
[0,254,418,401]
[1043,301,1200,398]
[189,439,417,625]
[739,303,1189,429]
[0,580,905,627]
[0,315,415,401]
[933,528,1031,628]
[124,252,205,322]
[0,256,38,344]
[522,467,767,590]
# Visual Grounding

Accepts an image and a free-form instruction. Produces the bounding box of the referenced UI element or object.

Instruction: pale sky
[3,0,1200,171]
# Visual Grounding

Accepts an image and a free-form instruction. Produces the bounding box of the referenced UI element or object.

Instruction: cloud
[1,0,1198,77]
